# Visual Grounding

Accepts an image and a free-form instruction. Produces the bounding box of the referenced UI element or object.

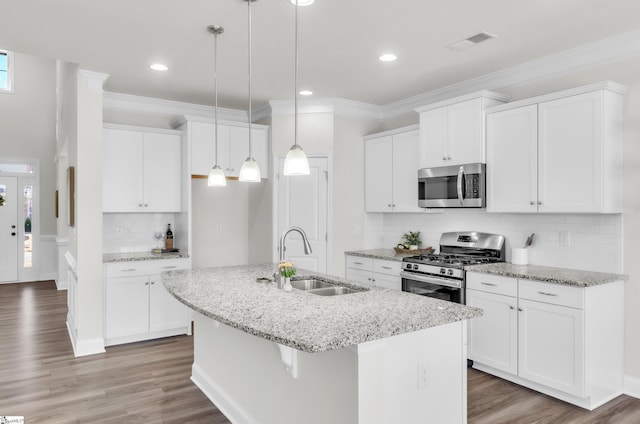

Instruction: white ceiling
[2,0,640,110]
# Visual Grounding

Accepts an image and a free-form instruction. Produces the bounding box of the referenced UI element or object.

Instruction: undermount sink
[291,278,366,296]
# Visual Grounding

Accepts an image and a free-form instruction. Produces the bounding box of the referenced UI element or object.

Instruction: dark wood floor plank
[3,281,640,423]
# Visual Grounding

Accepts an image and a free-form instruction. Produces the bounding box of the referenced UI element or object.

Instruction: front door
[0,176,18,282]
[277,157,328,274]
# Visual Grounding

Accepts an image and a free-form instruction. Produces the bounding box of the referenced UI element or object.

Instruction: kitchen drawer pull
[353,261,363,265]
[163,266,177,269]
[481,282,497,286]
[381,266,393,270]
[120,268,137,272]
[509,305,515,310]
[518,307,523,312]
[537,291,558,297]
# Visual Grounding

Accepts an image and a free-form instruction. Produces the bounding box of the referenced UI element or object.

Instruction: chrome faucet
[279,226,313,262]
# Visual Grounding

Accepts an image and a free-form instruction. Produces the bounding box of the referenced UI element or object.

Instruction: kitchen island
[163,264,482,424]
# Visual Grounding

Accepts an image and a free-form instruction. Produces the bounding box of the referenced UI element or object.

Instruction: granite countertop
[103,251,190,263]
[162,264,482,353]
[466,262,628,288]
[345,248,424,262]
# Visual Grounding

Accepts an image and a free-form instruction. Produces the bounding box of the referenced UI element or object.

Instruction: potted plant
[278,261,296,292]
[402,231,421,251]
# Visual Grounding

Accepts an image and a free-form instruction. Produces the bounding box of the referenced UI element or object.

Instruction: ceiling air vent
[446,31,497,52]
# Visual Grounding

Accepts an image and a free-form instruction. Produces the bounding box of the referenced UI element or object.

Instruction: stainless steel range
[400,232,505,304]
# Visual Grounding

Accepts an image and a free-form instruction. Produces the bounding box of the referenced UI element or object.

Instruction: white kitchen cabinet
[345,254,402,290]
[415,92,509,169]
[185,119,269,179]
[104,259,190,346]
[364,128,422,213]
[486,81,625,213]
[103,125,182,213]
[466,271,624,410]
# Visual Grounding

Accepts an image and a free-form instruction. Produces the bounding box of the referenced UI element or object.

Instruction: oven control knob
[413,264,418,270]
[447,269,454,276]
[440,268,446,275]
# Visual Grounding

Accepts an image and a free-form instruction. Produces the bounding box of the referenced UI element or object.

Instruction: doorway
[0,176,18,282]
[275,156,329,274]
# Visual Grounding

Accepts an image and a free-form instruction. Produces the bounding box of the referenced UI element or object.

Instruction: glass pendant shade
[238,157,261,182]
[207,165,227,187]
[283,144,310,175]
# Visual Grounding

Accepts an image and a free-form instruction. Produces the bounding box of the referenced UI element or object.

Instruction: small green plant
[402,231,421,247]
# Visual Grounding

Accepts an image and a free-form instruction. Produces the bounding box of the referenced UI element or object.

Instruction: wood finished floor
[2,281,640,423]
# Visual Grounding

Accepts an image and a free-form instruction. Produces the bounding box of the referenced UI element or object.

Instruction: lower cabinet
[345,255,402,290]
[104,259,191,346]
[466,271,623,410]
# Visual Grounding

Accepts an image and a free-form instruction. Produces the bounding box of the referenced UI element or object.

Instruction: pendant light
[239,0,261,182]
[207,25,227,187]
[283,0,310,176]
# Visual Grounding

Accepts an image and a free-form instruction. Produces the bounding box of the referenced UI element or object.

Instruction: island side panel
[191,312,467,424]
[191,312,359,424]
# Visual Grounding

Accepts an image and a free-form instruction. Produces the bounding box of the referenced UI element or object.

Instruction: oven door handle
[400,271,462,289]
[457,166,465,206]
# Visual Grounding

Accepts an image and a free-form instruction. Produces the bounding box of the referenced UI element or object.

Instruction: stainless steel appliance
[418,163,486,208]
[401,231,505,304]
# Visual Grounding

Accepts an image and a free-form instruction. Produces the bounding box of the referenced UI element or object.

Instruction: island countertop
[162,264,482,353]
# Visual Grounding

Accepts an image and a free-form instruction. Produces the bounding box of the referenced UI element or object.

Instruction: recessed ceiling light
[299,90,313,96]
[378,54,397,62]
[150,63,168,71]
[290,0,314,5]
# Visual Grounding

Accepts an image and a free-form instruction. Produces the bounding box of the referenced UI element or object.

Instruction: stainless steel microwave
[418,163,486,208]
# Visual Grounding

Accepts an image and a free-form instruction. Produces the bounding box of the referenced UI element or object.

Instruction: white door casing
[0,176,18,282]
[276,156,328,274]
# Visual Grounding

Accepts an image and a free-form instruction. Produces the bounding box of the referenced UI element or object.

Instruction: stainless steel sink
[290,279,335,290]
[291,278,366,296]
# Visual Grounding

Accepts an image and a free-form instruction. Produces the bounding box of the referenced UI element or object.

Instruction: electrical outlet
[116,227,123,238]
[417,362,429,389]
[559,231,570,247]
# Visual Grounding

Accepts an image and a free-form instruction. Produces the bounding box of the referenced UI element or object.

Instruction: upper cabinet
[103,125,182,213]
[415,91,510,168]
[183,119,269,179]
[486,82,625,213]
[364,127,422,213]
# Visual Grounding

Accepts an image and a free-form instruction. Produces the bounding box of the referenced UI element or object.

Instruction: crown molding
[78,69,109,91]
[384,28,640,118]
[103,91,247,123]
[266,97,383,120]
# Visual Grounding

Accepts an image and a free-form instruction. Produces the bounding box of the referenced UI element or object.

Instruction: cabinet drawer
[372,259,401,276]
[106,258,189,278]
[519,280,584,309]
[346,255,373,270]
[466,272,517,297]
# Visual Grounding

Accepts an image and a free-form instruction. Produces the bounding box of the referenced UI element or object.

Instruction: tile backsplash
[365,211,623,274]
[103,213,176,253]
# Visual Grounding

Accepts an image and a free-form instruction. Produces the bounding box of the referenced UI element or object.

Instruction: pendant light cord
[294,0,299,148]
[214,27,220,167]
[247,0,253,158]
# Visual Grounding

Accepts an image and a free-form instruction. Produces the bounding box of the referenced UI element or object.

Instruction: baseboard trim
[67,319,105,357]
[625,375,640,399]
[191,363,258,424]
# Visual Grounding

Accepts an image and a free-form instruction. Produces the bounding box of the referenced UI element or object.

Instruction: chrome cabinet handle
[447,156,452,160]
[163,266,177,269]
[121,268,137,272]
[530,201,535,205]
[145,282,149,285]
[442,156,447,160]
[138,203,143,207]
[144,203,148,207]
[353,261,363,265]
[537,201,542,205]
[382,266,393,270]
[457,166,464,206]
[150,281,155,285]
[518,307,523,312]
[537,291,558,297]
[11,232,16,236]
[509,305,515,310]
[481,282,497,286]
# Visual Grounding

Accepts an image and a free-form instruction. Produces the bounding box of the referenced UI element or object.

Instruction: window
[0,50,13,92]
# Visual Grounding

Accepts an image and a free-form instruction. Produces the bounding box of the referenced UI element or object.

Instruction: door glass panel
[23,185,32,268]
[0,163,33,173]
[0,184,6,206]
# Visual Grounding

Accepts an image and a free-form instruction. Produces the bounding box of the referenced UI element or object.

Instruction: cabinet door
[365,136,394,212]
[538,92,603,213]
[346,267,373,285]
[143,132,182,212]
[251,127,269,179]
[418,108,448,168]
[228,126,251,177]
[466,289,518,374]
[373,273,401,290]
[486,105,538,213]
[518,298,584,397]
[391,131,422,212]
[447,98,483,165]
[149,275,189,333]
[105,276,150,339]
[103,128,144,212]
[190,122,231,177]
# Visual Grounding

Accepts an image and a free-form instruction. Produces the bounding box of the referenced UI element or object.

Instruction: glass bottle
[165,224,174,250]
